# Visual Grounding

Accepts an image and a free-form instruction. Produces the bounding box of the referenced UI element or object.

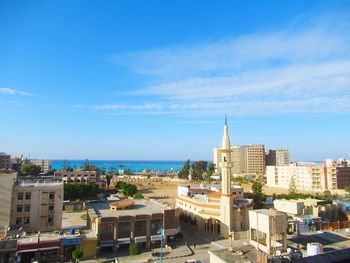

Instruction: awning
[134,236,147,243]
[117,238,131,245]
[17,248,38,253]
[99,240,113,247]
[39,247,60,251]
[164,227,180,236]
[150,235,163,241]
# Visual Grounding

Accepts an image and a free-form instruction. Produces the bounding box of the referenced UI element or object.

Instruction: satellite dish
[276,250,281,256]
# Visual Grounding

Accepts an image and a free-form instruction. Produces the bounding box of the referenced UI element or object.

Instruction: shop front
[17,240,61,263]
[61,237,81,261]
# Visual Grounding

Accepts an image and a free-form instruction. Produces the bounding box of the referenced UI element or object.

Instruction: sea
[52,160,186,173]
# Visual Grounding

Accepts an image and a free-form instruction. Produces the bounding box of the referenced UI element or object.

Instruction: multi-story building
[267,160,350,192]
[249,209,287,255]
[213,144,265,176]
[87,199,180,251]
[266,148,289,166]
[54,170,97,184]
[0,152,11,171]
[30,159,52,173]
[10,181,63,232]
[266,164,326,192]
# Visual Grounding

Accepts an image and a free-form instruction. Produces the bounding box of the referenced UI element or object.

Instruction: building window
[16,218,22,225]
[17,206,23,212]
[49,193,55,200]
[24,218,30,224]
[25,193,31,200]
[49,205,54,211]
[48,217,53,225]
[24,206,30,212]
[17,193,23,200]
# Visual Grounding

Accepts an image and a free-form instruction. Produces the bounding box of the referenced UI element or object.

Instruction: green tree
[20,163,41,176]
[206,163,216,177]
[178,159,190,179]
[122,183,138,196]
[252,178,265,209]
[134,192,144,199]
[191,161,208,181]
[72,250,83,262]
[233,176,249,185]
[323,190,333,200]
[129,243,140,255]
[105,175,112,191]
[64,183,100,200]
[123,168,134,175]
[289,176,297,196]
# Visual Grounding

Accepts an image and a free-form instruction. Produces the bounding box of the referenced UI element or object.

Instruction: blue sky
[1,0,350,161]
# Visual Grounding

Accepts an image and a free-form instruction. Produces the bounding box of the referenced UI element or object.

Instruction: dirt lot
[136,181,180,204]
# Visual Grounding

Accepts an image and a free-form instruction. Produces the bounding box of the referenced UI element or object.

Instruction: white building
[249,209,287,255]
[31,159,52,173]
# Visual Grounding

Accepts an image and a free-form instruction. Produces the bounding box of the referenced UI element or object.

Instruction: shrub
[129,243,140,255]
[134,192,144,199]
[72,250,83,262]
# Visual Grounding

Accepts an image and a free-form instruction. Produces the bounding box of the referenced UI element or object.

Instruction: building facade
[10,182,63,232]
[31,159,52,173]
[266,160,350,192]
[0,152,11,172]
[266,149,289,166]
[54,170,97,184]
[87,199,180,251]
[214,145,266,176]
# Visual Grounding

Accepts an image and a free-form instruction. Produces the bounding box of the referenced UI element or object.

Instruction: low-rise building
[30,159,52,173]
[87,199,180,252]
[10,181,63,232]
[0,152,11,172]
[54,170,97,184]
[249,209,287,255]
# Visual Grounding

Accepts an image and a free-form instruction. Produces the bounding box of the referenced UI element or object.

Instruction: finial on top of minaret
[221,115,231,150]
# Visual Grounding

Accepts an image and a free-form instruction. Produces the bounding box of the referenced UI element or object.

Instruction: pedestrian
[194,243,196,250]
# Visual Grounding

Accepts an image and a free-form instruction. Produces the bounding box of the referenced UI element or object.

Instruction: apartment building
[10,181,63,232]
[266,148,289,166]
[266,164,326,192]
[30,159,52,173]
[267,160,350,192]
[54,170,97,184]
[0,152,11,171]
[213,144,265,176]
[87,199,180,251]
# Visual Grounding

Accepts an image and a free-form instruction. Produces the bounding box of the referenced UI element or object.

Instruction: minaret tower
[219,116,234,237]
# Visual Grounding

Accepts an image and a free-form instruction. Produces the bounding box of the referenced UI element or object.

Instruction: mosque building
[176,118,253,237]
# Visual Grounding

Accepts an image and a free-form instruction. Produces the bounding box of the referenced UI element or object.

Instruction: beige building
[266,148,289,166]
[54,170,97,184]
[249,209,287,255]
[213,144,265,176]
[30,159,52,173]
[266,161,347,192]
[10,181,63,232]
[273,199,341,222]
[179,119,253,238]
[0,152,11,172]
[87,199,180,251]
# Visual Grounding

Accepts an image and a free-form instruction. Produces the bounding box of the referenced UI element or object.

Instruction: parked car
[184,260,202,263]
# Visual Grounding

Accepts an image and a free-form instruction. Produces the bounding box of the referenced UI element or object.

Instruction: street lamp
[157,227,165,263]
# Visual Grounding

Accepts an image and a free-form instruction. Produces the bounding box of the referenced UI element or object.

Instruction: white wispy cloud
[103,12,350,116]
[0,87,33,96]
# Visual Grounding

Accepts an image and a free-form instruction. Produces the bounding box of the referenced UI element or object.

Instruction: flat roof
[209,245,258,263]
[62,211,87,229]
[249,209,282,216]
[88,199,169,217]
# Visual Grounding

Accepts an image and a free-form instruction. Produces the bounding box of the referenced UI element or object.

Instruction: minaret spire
[221,115,231,150]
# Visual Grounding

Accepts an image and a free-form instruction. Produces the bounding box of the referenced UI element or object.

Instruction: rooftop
[209,245,258,263]
[250,209,283,216]
[88,199,170,217]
